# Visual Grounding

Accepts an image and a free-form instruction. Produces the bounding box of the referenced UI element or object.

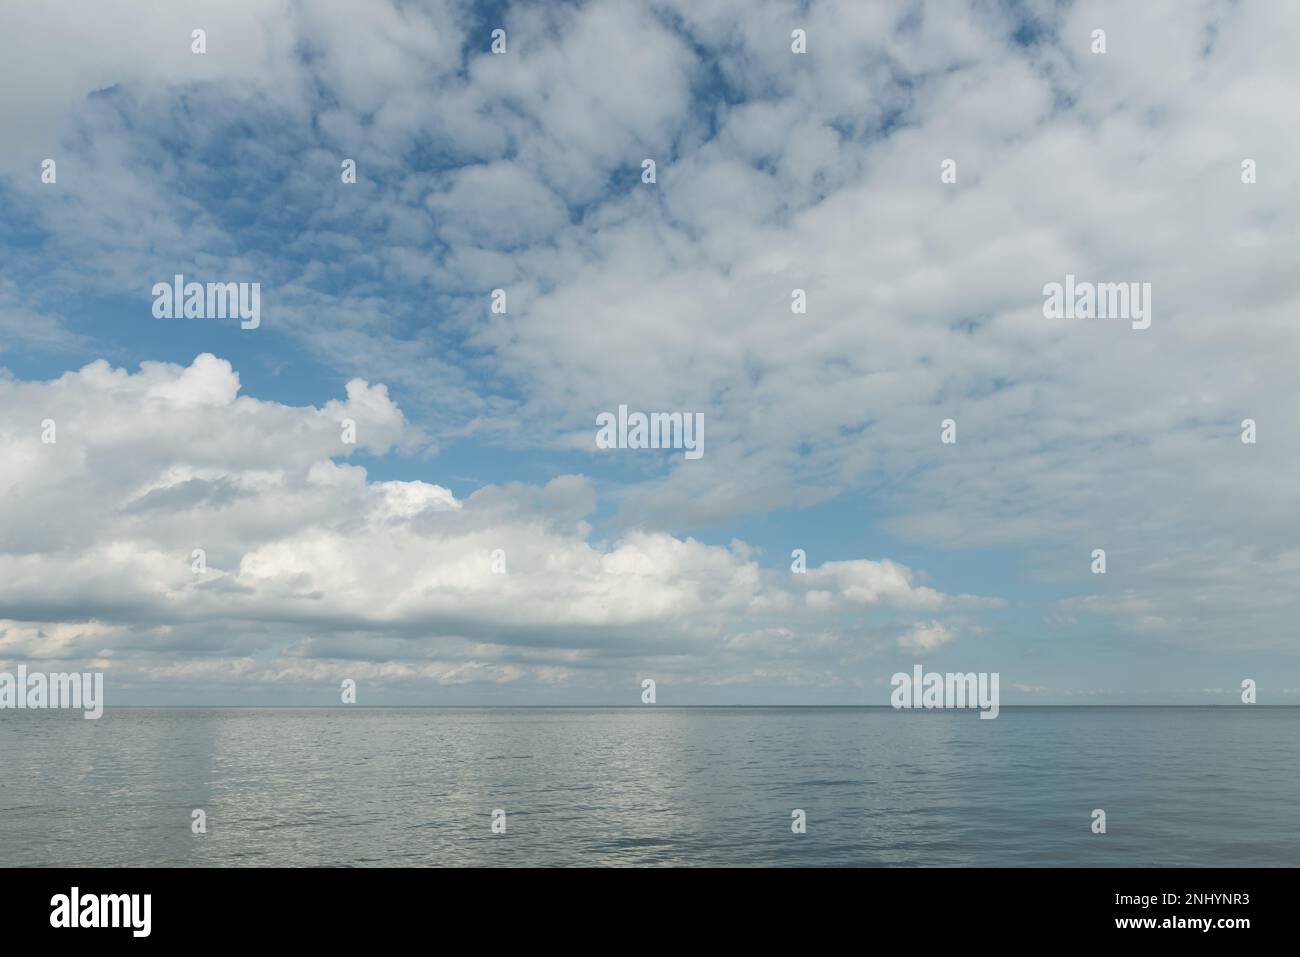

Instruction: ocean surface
[1,706,1296,867]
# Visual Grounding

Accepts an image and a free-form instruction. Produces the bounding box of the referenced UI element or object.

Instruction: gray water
[1,706,1296,867]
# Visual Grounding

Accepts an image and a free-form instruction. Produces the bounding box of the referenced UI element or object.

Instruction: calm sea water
[1,706,1296,867]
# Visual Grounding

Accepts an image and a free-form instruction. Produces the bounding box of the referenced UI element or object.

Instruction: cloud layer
[1,0,1297,701]
[1,355,988,699]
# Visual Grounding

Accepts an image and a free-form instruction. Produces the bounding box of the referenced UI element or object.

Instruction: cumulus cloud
[0,354,987,697]
[897,621,953,652]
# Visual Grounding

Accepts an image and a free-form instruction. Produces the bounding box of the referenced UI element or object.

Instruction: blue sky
[1,0,1298,705]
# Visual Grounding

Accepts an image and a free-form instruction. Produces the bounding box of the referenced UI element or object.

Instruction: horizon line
[10,703,1294,710]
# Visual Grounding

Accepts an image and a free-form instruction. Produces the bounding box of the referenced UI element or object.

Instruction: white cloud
[0,354,987,694]
[2,0,1298,690]
[897,621,954,652]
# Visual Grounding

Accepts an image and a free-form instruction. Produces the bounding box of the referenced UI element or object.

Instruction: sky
[0,0,1297,705]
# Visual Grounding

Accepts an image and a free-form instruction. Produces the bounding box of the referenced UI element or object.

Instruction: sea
[1,706,1296,867]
